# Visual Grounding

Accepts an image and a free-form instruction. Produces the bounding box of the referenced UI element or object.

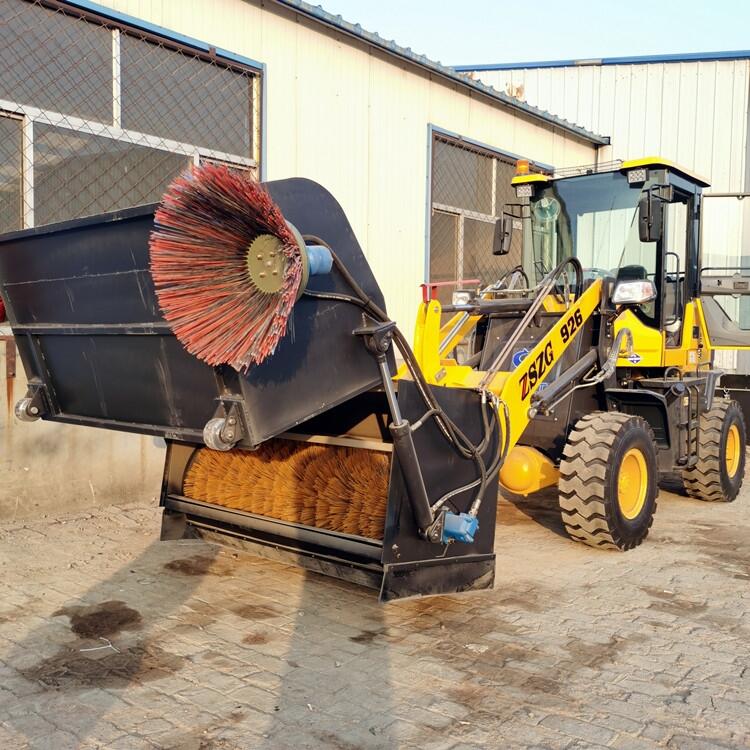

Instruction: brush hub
[246,234,286,294]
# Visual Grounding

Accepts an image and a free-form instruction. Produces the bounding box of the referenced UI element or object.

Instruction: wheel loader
[413,157,749,551]
[1,157,747,600]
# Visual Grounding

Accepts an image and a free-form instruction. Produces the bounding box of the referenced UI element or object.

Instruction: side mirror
[612,279,657,305]
[638,185,673,243]
[493,214,514,256]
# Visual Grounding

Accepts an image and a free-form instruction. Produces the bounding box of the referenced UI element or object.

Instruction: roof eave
[271,0,609,146]
[454,49,750,72]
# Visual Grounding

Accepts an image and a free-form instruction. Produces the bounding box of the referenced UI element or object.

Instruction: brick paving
[1,478,750,749]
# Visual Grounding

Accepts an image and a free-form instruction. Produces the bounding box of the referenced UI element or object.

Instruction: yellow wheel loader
[409,157,748,550]
[2,158,747,600]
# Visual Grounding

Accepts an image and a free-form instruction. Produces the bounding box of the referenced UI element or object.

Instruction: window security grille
[0,0,261,233]
[429,133,526,304]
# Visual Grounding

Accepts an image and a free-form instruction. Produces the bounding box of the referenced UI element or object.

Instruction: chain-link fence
[0,0,261,234]
[428,133,527,304]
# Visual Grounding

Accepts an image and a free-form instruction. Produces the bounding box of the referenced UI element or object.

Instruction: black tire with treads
[558,411,658,550]
[682,398,746,502]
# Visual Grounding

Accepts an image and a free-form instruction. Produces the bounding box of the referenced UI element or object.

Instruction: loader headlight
[627,167,648,184]
[515,183,533,199]
[612,279,657,305]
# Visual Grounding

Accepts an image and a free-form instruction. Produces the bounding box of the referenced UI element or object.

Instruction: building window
[429,132,529,302]
[33,125,191,226]
[0,114,23,234]
[120,35,253,157]
[0,0,262,232]
[0,2,113,123]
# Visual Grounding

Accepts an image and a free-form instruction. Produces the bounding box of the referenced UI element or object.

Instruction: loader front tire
[558,412,658,550]
[682,399,746,502]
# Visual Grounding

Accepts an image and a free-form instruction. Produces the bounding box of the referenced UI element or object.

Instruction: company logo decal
[511,348,530,368]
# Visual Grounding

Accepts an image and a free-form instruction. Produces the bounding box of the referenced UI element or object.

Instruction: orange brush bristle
[182,440,391,540]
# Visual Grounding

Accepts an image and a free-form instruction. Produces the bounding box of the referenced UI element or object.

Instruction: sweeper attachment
[0,167,500,600]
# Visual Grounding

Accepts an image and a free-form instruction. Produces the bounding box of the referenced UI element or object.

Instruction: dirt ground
[1,476,749,749]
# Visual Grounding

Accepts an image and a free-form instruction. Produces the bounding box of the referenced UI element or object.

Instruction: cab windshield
[525,171,653,284]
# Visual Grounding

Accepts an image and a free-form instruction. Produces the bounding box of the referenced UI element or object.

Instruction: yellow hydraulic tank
[499,446,559,496]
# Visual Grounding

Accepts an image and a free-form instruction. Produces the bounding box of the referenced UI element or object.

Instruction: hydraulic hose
[304,238,487,461]
[302,239,504,520]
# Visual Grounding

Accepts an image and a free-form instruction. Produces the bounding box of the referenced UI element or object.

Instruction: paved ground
[1,477,750,750]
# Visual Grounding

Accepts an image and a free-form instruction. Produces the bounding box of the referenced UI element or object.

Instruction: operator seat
[615,264,648,283]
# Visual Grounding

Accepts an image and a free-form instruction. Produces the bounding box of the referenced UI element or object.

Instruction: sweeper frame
[0,178,504,600]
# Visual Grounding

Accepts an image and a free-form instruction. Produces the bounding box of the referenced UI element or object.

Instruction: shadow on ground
[2,522,398,750]
[500,487,569,539]
[2,538,217,746]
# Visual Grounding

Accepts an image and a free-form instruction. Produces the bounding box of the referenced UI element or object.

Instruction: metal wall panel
[474,61,749,190]
[92,0,598,331]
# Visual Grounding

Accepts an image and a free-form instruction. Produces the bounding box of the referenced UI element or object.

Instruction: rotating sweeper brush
[150,164,332,371]
[0,165,500,600]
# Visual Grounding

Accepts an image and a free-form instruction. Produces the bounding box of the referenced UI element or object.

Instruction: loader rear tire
[682,399,745,502]
[558,411,658,550]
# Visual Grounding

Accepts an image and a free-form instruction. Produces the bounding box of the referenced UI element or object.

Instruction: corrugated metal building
[458,52,749,182]
[457,51,750,369]
[0,0,606,515]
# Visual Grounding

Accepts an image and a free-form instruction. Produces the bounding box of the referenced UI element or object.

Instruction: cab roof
[512,157,711,188]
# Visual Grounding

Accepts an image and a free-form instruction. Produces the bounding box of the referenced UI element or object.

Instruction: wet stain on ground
[20,641,184,690]
[53,600,142,638]
[694,526,750,578]
[313,730,371,750]
[348,625,411,645]
[650,598,708,615]
[231,603,280,620]
[567,634,639,670]
[178,603,217,629]
[493,592,544,612]
[163,555,230,577]
[162,731,239,750]
[242,631,272,645]
[642,587,708,615]
[448,682,495,715]
[641,587,679,600]
[168,599,281,638]
[444,631,647,706]
[159,709,248,749]
[350,629,382,644]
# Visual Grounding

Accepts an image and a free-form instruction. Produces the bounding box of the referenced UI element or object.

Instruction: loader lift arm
[496,277,603,450]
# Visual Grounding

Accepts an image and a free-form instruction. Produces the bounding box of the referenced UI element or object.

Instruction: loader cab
[513,159,707,350]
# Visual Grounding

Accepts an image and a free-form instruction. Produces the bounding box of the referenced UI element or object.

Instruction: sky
[316,0,750,67]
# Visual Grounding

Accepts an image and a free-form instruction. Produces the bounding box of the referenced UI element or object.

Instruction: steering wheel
[582,267,612,282]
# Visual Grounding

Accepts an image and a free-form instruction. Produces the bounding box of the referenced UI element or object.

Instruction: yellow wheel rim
[618,448,648,520]
[726,423,741,478]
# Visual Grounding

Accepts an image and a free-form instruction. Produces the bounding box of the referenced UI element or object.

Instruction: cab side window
[664,199,688,345]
